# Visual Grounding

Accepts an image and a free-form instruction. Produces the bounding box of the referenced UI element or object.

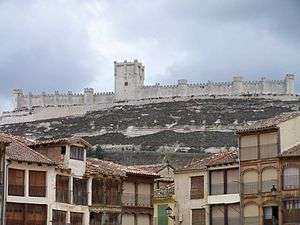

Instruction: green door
[158,204,168,225]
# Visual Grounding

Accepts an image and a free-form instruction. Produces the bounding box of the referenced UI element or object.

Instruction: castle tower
[114,59,145,101]
[12,89,24,110]
[232,76,244,95]
[285,74,295,95]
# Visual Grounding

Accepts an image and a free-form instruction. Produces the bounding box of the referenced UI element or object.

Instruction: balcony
[260,144,278,159]
[56,190,70,203]
[122,193,151,207]
[243,182,258,194]
[227,182,239,194]
[29,185,46,197]
[8,184,24,196]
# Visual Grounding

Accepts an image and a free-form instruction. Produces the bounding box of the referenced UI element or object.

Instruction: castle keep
[2,60,297,124]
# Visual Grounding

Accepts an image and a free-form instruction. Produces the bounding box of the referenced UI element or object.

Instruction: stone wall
[4,60,296,124]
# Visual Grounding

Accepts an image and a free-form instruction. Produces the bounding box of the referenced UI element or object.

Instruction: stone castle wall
[2,60,296,124]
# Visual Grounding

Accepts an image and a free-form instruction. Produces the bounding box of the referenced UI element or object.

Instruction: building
[1,60,296,124]
[135,163,175,225]
[1,134,158,225]
[237,112,300,225]
[206,149,240,225]
[278,144,300,225]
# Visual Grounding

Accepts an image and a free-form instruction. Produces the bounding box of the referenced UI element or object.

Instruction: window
[243,171,258,194]
[283,167,300,190]
[190,176,204,199]
[283,200,300,224]
[56,175,70,203]
[259,132,278,158]
[210,169,239,195]
[70,146,84,161]
[29,171,46,197]
[210,170,224,195]
[124,82,128,86]
[243,204,259,225]
[105,179,121,205]
[90,213,102,225]
[228,204,240,225]
[192,209,205,225]
[227,169,239,194]
[92,179,104,205]
[261,168,277,193]
[73,178,88,205]
[70,212,83,225]
[5,203,47,225]
[52,210,67,225]
[211,205,224,225]
[8,169,24,196]
[240,135,258,161]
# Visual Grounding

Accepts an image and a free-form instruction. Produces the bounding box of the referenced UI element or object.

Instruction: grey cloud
[0,0,300,111]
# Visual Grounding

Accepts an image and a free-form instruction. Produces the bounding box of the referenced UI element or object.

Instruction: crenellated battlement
[5,60,297,124]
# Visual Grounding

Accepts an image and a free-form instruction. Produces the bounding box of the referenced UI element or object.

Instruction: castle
[1,59,297,124]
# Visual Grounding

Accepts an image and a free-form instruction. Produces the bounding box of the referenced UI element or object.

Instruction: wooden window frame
[29,171,46,197]
[190,176,204,199]
[8,169,25,196]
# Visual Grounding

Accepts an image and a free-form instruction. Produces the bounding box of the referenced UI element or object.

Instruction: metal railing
[283,175,300,190]
[122,193,135,206]
[29,185,46,197]
[243,182,258,194]
[211,217,225,225]
[260,144,278,159]
[56,189,70,203]
[227,217,240,225]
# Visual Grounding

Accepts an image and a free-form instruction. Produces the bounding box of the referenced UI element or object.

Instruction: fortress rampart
[1,59,297,124]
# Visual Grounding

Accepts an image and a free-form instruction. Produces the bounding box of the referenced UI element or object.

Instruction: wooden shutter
[29,171,46,197]
[192,209,205,225]
[70,212,83,225]
[191,176,204,199]
[211,170,224,195]
[8,169,24,196]
[52,210,67,225]
[92,179,103,204]
[56,175,70,203]
[90,212,102,225]
[6,203,25,225]
[26,204,47,225]
[227,169,239,194]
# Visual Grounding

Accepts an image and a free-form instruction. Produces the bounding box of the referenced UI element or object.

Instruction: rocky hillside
[1,98,299,165]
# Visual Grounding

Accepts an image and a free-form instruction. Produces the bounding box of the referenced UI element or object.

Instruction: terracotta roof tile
[30,137,92,148]
[134,163,174,173]
[0,133,55,165]
[237,111,300,133]
[86,158,160,178]
[176,149,238,172]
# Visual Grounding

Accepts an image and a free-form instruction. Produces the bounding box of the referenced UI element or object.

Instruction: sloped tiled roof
[176,149,238,173]
[30,137,92,148]
[237,111,300,133]
[86,158,160,178]
[0,133,55,165]
[134,163,174,173]
[280,143,300,157]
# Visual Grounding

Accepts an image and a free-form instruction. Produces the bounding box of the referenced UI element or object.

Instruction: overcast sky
[0,0,300,110]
